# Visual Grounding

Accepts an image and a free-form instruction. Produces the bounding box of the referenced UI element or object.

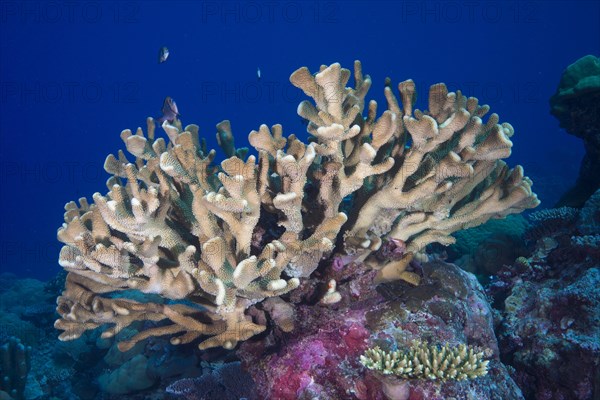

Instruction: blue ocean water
[1,1,597,280]
[0,3,599,400]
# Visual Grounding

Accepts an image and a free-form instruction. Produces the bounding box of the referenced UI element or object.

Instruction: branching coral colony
[360,341,490,381]
[55,61,540,351]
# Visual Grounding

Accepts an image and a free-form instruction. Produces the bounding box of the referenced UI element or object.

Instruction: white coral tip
[267,279,287,291]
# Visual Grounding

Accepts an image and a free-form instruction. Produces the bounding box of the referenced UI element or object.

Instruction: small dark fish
[158,46,169,63]
[156,96,181,124]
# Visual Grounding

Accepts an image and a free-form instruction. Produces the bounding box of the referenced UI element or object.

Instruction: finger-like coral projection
[55,61,539,350]
[360,341,490,381]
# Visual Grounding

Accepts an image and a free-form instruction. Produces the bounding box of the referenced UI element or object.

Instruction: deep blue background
[1,0,598,279]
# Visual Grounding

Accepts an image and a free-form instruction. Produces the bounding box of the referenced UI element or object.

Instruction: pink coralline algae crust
[239,304,373,400]
[238,260,524,400]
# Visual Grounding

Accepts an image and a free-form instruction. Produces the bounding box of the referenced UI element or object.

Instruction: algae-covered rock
[97,354,155,395]
[550,55,600,207]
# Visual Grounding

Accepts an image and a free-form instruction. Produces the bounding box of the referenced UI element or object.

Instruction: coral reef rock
[489,189,600,400]
[550,55,600,207]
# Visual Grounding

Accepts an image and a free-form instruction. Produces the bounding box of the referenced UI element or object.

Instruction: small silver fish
[156,96,180,124]
[158,46,169,63]
[257,67,261,80]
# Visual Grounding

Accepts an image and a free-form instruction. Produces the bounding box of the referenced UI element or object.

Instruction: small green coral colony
[360,341,490,381]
